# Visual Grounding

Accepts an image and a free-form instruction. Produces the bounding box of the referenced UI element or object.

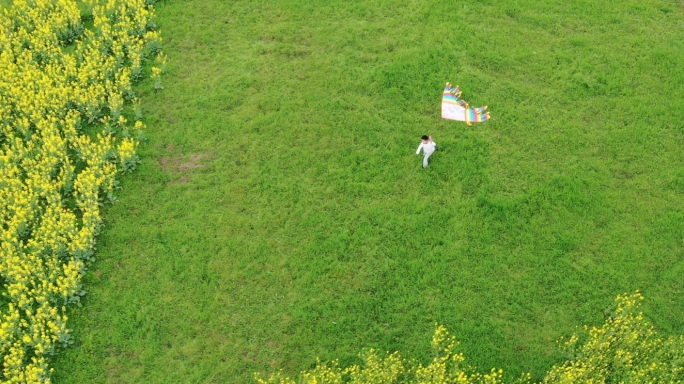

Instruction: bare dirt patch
[158,153,211,184]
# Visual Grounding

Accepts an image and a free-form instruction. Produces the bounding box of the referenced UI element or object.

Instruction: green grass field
[27,0,684,382]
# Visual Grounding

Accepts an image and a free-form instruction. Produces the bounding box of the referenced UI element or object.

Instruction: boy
[416,135,437,168]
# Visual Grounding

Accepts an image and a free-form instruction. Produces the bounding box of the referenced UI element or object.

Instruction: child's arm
[416,143,423,155]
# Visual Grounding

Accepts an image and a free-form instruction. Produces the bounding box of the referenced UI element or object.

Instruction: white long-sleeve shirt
[416,141,437,155]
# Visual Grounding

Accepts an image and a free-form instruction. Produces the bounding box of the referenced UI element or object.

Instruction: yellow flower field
[0,0,162,381]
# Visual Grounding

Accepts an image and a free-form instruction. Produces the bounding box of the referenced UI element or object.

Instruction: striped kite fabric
[442,83,468,108]
[467,107,489,123]
[441,82,490,123]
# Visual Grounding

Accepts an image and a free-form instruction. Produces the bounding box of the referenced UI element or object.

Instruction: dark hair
[421,135,429,141]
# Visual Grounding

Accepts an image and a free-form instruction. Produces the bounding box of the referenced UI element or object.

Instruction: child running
[416,135,437,168]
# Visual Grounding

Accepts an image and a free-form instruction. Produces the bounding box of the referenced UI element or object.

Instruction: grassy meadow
[12,0,681,382]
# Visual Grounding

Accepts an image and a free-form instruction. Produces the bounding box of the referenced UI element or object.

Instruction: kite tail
[465,106,490,123]
[444,82,469,108]
[445,82,462,98]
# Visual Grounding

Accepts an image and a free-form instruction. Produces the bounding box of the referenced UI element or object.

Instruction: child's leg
[423,152,432,168]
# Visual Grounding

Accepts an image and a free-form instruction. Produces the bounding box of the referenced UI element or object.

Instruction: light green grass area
[45,0,684,382]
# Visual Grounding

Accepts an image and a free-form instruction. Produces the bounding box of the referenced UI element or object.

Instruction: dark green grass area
[51,0,684,382]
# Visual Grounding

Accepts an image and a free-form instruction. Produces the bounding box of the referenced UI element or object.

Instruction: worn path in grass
[49,0,684,382]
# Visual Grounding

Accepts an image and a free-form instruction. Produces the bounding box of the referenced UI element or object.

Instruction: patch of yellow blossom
[256,324,522,384]
[0,0,162,382]
[257,293,684,383]
[543,291,684,383]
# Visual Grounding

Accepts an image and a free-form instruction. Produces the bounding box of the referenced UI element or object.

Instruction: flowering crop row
[0,0,163,382]
[258,293,684,383]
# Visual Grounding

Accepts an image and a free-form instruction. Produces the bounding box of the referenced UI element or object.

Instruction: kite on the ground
[441,82,490,125]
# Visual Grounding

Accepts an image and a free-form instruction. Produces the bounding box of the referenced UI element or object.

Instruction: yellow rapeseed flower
[0,0,162,381]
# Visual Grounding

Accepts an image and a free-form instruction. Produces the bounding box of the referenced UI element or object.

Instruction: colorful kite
[441,82,490,125]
